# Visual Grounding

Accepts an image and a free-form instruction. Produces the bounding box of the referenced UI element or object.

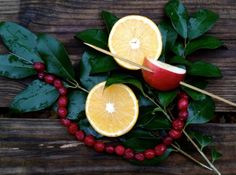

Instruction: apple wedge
[142,58,186,91]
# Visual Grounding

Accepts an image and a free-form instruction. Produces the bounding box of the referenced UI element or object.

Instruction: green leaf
[75,29,108,49]
[187,97,215,125]
[189,131,213,150]
[79,51,108,90]
[106,73,145,95]
[37,34,75,80]
[181,80,207,101]
[138,94,154,107]
[67,91,87,120]
[101,11,119,32]
[124,128,156,139]
[10,80,59,112]
[172,42,185,57]
[165,0,188,39]
[79,116,103,138]
[158,90,178,108]
[168,56,192,66]
[89,52,118,74]
[141,115,171,130]
[0,22,42,62]
[0,54,36,79]
[130,148,173,165]
[158,21,178,54]
[211,148,222,163]
[188,61,222,78]
[185,36,223,56]
[121,137,160,152]
[188,9,219,40]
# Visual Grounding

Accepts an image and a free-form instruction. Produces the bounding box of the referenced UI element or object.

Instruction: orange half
[108,15,162,70]
[85,82,139,137]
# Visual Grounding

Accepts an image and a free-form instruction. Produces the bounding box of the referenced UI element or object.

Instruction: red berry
[38,72,45,79]
[75,130,85,141]
[179,92,188,100]
[44,74,55,84]
[94,141,105,152]
[179,110,188,121]
[163,136,173,146]
[58,87,68,96]
[134,153,145,161]
[169,129,182,139]
[54,79,63,89]
[124,148,134,159]
[178,98,188,110]
[172,119,184,130]
[58,96,68,107]
[33,62,45,72]
[105,145,115,154]
[115,145,125,156]
[57,107,68,118]
[60,118,71,127]
[68,123,78,135]
[144,149,155,159]
[84,135,95,147]
[155,144,167,156]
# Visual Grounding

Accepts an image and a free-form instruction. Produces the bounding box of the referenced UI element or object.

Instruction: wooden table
[0,0,235,174]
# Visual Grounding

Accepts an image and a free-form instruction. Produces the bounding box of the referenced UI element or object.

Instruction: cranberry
[115,145,125,156]
[75,130,85,141]
[134,153,145,161]
[179,110,188,121]
[178,98,188,111]
[60,118,71,127]
[58,96,68,107]
[68,123,78,135]
[179,92,188,100]
[44,74,55,84]
[84,135,95,147]
[54,79,63,89]
[58,87,68,96]
[57,107,68,118]
[172,119,184,130]
[94,141,105,152]
[155,144,167,156]
[124,148,134,159]
[33,62,45,72]
[38,72,45,79]
[169,129,182,139]
[163,136,173,146]
[144,149,155,159]
[105,145,115,154]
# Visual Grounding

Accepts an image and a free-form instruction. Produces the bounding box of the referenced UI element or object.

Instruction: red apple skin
[142,58,185,91]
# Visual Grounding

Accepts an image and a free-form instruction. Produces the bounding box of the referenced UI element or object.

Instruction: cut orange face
[85,82,139,137]
[108,15,162,70]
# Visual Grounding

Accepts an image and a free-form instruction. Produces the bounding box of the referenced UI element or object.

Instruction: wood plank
[0,0,236,111]
[0,118,236,175]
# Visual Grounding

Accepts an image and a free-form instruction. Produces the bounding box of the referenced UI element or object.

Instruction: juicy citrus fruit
[108,15,162,70]
[85,82,139,137]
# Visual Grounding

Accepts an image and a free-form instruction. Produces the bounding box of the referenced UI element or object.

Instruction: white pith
[105,102,115,113]
[129,38,140,49]
[148,58,186,74]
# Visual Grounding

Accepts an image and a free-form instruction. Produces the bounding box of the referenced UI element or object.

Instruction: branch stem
[171,144,213,171]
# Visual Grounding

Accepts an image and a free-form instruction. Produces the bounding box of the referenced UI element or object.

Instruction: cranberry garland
[33,62,189,161]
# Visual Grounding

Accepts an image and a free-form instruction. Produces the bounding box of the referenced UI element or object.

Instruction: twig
[171,144,213,171]
[180,81,236,107]
[66,79,89,93]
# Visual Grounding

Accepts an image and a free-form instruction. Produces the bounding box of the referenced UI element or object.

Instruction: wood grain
[0,118,236,175]
[0,0,235,111]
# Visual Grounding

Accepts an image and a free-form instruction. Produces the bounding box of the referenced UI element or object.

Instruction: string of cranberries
[33,62,189,161]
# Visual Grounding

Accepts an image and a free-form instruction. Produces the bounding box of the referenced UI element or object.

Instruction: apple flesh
[142,58,186,91]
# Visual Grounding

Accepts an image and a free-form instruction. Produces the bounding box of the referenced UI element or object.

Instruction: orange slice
[108,15,162,70]
[85,82,139,137]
